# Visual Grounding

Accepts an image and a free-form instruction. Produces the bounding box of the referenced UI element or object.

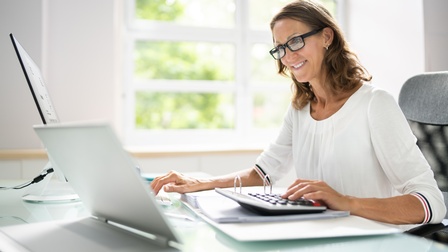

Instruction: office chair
[398,71,448,242]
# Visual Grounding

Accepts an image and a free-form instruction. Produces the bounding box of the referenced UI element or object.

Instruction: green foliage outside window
[134,1,234,130]
[136,92,234,129]
[135,0,184,21]
[134,41,233,81]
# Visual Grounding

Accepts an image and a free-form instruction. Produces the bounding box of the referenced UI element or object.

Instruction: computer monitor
[9,34,58,125]
[10,33,79,203]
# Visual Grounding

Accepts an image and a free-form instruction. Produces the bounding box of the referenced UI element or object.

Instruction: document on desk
[195,195,349,223]
[183,188,402,241]
[202,214,402,241]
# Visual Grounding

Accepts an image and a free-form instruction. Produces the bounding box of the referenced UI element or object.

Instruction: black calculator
[215,188,326,215]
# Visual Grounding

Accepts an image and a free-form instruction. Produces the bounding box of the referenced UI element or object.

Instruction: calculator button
[247,193,319,207]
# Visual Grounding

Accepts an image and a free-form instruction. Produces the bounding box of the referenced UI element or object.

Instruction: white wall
[0,0,122,149]
[345,0,425,99]
[423,0,448,72]
[0,0,45,149]
[45,0,122,135]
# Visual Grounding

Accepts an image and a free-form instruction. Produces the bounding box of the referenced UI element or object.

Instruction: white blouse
[256,84,446,224]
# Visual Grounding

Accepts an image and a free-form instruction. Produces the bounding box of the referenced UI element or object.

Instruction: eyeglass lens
[270,36,304,60]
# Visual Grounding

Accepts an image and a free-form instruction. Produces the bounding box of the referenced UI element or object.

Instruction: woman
[151,0,445,225]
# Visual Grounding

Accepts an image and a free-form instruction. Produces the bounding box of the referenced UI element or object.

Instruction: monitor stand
[22,162,80,204]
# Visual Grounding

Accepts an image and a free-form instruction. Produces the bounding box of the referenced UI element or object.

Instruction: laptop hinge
[95,216,108,223]
[91,216,174,248]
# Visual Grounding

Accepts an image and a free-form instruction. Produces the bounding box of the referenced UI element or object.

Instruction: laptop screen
[10,33,59,124]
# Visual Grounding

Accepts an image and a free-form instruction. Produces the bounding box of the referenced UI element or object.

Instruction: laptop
[0,123,181,251]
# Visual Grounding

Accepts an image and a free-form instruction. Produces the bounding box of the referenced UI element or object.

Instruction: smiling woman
[148,0,446,228]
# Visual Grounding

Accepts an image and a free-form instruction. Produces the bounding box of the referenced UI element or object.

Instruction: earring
[325,45,329,50]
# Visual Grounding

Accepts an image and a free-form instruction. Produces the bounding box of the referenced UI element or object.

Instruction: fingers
[283,179,329,201]
[163,183,191,194]
[150,171,183,195]
[151,170,202,195]
[283,179,350,211]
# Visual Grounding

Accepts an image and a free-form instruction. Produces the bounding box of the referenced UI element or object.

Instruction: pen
[164,212,195,222]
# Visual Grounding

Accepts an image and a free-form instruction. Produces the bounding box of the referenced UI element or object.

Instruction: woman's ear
[322,27,334,49]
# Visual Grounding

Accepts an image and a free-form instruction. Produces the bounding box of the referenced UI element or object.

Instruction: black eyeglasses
[269,28,324,60]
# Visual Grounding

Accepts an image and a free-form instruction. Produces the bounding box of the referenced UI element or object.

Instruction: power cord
[0,167,54,190]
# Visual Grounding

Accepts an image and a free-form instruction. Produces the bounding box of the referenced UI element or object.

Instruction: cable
[0,167,54,190]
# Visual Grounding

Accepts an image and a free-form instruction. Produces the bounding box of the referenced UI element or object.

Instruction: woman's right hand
[150,170,206,195]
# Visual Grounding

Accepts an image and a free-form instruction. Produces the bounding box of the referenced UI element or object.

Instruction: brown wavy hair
[270,0,372,110]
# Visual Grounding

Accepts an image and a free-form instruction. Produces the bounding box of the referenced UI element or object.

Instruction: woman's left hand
[282,179,353,211]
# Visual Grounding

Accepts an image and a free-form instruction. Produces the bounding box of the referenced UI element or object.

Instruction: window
[125,0,337,147]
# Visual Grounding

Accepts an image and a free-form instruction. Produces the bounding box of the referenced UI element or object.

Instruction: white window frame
[123,1,341,148]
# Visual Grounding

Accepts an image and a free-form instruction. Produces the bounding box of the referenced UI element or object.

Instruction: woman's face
[272,18,326,84]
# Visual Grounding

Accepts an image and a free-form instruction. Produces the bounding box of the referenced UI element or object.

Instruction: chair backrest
[398,71,448,217]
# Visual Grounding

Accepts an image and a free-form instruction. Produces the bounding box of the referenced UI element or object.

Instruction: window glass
[136,92,234,129]
[248,0,294,30]
[135,0,235,28]
[253,91,291,129]
[250,43,291,129]
[250,43,288,83]
[134,41,234,81]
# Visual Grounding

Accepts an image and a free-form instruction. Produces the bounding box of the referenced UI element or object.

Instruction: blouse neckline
[306,84,369,123]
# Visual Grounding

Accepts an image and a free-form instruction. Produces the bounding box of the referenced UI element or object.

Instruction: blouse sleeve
[368,89,446,223]
[255,104,295,184]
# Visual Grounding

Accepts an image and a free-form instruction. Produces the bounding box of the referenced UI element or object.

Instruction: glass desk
[1,181,448,252]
